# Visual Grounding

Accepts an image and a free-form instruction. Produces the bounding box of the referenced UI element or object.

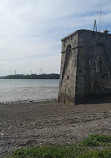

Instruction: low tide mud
[0,102,111,157]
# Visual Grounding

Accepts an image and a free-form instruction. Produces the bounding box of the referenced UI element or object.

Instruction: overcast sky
[0,0,111,76]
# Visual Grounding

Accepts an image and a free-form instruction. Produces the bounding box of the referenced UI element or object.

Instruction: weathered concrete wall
[76,30,111,104]
[58,32,78,104]
[58,29,111,104]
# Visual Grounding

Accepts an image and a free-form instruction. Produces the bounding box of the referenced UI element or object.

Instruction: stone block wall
[58,29,111,104]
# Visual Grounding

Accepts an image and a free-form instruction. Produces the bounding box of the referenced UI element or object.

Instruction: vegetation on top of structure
[0,73,60,79]
[3,134,111,158]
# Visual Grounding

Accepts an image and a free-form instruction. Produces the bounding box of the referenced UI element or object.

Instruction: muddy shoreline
[0,101,111,157]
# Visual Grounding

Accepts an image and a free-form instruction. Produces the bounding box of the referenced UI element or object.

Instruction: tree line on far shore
[0,73,60,79]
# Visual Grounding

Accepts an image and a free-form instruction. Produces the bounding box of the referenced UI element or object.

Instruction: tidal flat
[0,101,111,157]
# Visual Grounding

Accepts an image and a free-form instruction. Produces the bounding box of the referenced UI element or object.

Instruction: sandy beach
[0,101,111,157]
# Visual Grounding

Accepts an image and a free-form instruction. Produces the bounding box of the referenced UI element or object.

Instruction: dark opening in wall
[102,74,108,79]
[79,70,82,73]
[62,45,72,80]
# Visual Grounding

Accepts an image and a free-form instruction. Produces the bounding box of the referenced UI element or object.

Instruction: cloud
[0,0,111,76]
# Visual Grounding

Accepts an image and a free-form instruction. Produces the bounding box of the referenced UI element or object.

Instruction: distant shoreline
[0,73,60,79]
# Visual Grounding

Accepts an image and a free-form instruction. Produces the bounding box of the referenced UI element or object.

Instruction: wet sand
[0,101,111,157]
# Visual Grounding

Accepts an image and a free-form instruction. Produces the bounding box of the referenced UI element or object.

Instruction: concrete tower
[58,29,111,104]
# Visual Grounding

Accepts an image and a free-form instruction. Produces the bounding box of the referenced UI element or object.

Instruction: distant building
[58,29,111,104]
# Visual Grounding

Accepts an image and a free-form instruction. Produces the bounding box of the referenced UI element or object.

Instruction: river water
[0,79,59,103]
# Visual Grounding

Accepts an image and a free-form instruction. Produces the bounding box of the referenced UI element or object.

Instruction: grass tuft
[80,134,111,147]
[79,149,111,158]
[2,134,111,158]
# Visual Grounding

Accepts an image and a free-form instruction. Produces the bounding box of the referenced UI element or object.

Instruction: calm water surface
[0,79,59,103]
